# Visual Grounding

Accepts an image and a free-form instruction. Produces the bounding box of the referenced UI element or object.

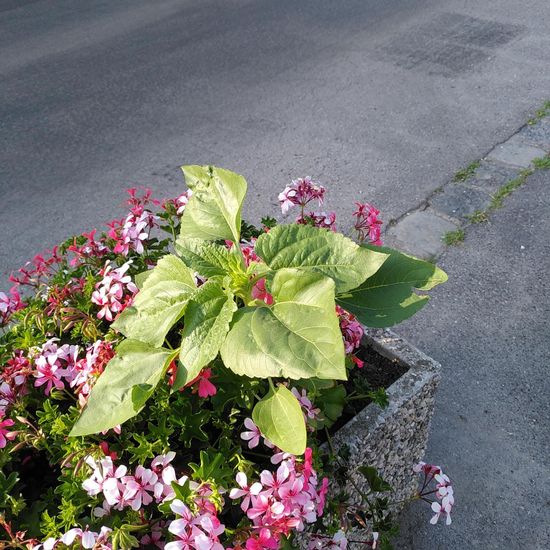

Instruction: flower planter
[331,328,440,508]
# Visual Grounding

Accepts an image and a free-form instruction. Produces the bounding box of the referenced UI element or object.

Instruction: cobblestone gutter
[385,106,550,260]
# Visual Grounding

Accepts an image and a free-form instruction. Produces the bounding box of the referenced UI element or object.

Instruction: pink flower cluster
[335,306,364,355]
[108,210,157,256]
[0,287,25,326]
[83,453,177,516]
[251,279,273,306]
[9,246,63,287]
[91,261,138,321]
[166,499,225,550]
[291,388,321,427]
[71,340,115,406]
[229,449,329,549]
[1,351,31,415]
[414,462,455,526]
[296,211,337,232]
[37,526,112,550]
[353,202,383,246]
[67,229,109,267]
[278,177,325,215]
[32,338,80,396]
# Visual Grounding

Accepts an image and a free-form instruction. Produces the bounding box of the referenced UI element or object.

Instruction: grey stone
[486,134,546,168]
[429,183,491,220]
[386,210,459,260]
[518,118,550,150]
[466,159,521,193]
[299,329,441,549]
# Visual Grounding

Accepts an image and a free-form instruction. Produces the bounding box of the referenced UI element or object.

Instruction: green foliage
[221,269,346,380]
[70,340,175,436]
[442,228,465,246]
[179,165,247,243]
[452,160,480,182]
[176,282,236,389]
[252,384,307,455]
[336,246,447,328]
[358,466,392,492]
[112,254,196,347]
[255,224,389,293]
[533,155,550,169]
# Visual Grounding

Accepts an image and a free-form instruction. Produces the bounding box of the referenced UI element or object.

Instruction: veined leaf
[175,238,244,279]
[112,255,196,347]
[255,224,388,292]
[174,282,237,390]
[220,268,346,380]
[179,165,247,243]
[69,340,174,436]
[252,384,307,455]
[336,246,448,327]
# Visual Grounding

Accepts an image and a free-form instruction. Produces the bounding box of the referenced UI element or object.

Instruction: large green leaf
[336,246,448,327]
[175,238,244,279]
[220,268,346,380]
[252,384,307,455]
[69,340,174,436]
[112,255,196,347]
[179,165,247,243]
[174,282,237,390]
[254,224,388,293]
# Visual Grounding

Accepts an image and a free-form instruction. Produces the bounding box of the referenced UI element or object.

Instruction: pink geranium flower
[251,279,273,306]
[229,472,263,512]
[240,418,261,449]
[0,415,16,448]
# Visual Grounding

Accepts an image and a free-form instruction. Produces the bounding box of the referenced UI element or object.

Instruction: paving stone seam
[384,107,550,261]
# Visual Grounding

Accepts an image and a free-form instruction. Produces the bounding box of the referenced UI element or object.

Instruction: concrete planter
[298,328,440,548]
[330,328,441,509]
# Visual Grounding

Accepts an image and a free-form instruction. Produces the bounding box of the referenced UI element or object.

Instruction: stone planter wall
[331,328,441,509]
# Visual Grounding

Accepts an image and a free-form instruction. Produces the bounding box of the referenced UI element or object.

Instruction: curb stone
[384,105,550,260]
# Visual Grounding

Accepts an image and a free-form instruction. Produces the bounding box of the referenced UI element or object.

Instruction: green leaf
[255,224,388,292]
[175,238,244,278]
[221,268,346,380]
[179,165,247,243]
[336,246,448,328]
[112,255,196,347]
[252,384,307,455]
[357,466,392,492]
[316,384,346,428]
[69,340,174,436]
[174,282,237,390]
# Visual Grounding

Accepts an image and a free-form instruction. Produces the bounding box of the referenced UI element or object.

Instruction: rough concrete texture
[394,168,550,549]
[486,134,547,168]
[2,0,550,277]
[429,183,491,221]
[386,210,458,260]
[321,330,440,550]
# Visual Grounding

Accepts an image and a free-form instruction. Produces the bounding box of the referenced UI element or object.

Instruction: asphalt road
[395,168,550,549]
[2,0,550,276]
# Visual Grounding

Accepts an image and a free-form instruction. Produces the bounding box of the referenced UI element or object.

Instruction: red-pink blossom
[0,415,16,448]
[353,202,383,246]
[0,287,25,326]
[335,305,364,354]
[278,177,325,215]
[251,279,273,306]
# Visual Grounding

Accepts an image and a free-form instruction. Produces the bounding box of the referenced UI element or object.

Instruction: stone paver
[486,134,546,168]
[385,210,458,260]
[465,160,521,193]
[429,183,491,221]
[518,117,550,149]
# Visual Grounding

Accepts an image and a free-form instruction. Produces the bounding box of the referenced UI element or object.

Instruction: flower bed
[0,167,453,549]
